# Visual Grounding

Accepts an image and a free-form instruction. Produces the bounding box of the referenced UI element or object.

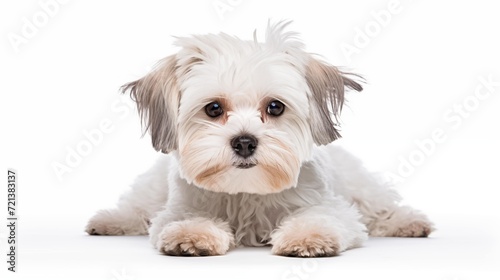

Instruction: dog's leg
[324,146,434,237]
[85,206,150,236]
[86,156,170,235]
[270,200,368,257]
[150,212,234,256]
[339,167,434,237]
[360,203,434,237]
[336,166,433,237]
[340,171,434,237]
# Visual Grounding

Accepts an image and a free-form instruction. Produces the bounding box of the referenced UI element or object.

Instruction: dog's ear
[121,55,180,153]
[305,57,363,145]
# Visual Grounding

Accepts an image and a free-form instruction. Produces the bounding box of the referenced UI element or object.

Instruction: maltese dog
[86,22,433,257]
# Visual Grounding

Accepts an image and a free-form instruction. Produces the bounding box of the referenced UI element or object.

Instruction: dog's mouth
[232,157,258,169]
[234,163,256,169]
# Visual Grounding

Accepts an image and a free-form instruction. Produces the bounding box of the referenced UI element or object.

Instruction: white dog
[86,22,433,257]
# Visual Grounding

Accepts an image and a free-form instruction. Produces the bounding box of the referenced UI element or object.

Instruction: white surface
[1,0,500,279]
[9,215,500,280]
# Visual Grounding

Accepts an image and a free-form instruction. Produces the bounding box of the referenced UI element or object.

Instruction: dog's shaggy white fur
[86,22,433,257]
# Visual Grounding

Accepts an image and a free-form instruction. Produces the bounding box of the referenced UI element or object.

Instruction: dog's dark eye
[205,102,223,118]
[267,100,285,116]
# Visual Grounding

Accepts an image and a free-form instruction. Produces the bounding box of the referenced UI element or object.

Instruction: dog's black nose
[231,135,258,158]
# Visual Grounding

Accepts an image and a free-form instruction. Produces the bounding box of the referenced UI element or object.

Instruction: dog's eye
[205,102,223,118]
[267,100,285,116]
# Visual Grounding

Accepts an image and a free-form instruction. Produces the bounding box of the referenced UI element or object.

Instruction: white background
[1,0,500,279]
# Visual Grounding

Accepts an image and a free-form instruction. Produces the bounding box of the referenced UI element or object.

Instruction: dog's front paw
[156,218,234,256]
[272,235,340,257]
[271,226,341,257]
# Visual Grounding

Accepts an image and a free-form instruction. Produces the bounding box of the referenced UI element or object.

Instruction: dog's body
[86,22,433,257]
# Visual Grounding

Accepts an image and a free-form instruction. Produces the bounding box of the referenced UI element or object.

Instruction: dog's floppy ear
[305,57,363,145]
[121,55,180,153]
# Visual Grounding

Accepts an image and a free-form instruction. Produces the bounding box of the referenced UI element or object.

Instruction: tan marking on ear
[121,55,180,153]
[305,57,363,145]
[121,50,206,153]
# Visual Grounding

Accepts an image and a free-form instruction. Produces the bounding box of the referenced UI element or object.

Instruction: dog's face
[123,22,362,194]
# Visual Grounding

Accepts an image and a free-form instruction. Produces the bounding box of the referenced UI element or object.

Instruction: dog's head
[122,22,362,194]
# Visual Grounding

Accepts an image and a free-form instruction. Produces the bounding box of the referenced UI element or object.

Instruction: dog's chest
[199,193,294,246]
